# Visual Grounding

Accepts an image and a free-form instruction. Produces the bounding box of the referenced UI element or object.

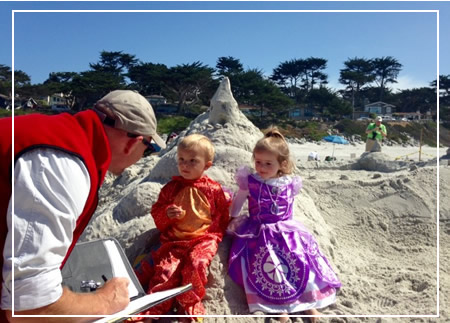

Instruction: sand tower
[146,77,263,184]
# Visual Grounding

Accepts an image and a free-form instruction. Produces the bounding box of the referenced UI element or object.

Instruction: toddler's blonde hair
[253,126,294,176]
[178,134,215,162]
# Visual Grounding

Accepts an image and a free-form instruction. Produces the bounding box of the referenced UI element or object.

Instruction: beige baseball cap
[95,90,166,149]
[376,116,382,122]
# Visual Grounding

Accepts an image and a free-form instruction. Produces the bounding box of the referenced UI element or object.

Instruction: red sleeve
[151,181,178,233]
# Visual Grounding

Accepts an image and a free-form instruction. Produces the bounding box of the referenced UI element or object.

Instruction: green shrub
[389,122,438,146]
[185,105,208,117]
[293,121,328,141]
[0,109,12,118]
[334,119,367,138]
[157,116,193,135]
[0,109,42,118]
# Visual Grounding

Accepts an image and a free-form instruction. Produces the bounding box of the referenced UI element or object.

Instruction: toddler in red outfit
[135,134,230,318]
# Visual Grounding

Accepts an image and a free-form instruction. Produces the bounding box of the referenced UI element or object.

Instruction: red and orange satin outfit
[137,175,230,316]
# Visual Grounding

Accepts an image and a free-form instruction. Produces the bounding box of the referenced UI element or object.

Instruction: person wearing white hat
[365,116,387,152]
[0,90,166,320]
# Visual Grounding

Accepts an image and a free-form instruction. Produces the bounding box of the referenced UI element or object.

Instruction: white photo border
[11,8,440,320]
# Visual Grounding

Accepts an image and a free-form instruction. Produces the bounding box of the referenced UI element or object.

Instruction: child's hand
[222,187,234,203]
[167,205,186,219]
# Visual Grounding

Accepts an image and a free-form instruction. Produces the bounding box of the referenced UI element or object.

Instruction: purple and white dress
[228,166,341,313]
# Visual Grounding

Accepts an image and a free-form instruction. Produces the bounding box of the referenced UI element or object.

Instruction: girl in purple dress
[228,128,341,322]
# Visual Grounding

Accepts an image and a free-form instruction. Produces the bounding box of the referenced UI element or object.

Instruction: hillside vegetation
[3,109,449,148]
[274,120,450,148]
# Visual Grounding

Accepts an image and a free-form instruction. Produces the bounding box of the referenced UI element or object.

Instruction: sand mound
[81,78,447,321]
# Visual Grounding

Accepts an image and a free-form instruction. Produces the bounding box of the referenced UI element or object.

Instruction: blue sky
[1,1,448,92]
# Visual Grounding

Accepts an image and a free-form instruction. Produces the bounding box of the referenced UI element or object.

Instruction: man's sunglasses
[127,133,156,157]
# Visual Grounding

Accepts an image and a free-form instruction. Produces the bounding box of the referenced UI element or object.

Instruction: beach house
[364,101,396,117]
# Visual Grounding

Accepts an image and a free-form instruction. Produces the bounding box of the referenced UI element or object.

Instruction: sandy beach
[80,79,448,322]
[289,141,446,164]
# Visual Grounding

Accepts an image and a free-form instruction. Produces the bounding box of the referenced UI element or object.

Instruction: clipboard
[61,238,192,320]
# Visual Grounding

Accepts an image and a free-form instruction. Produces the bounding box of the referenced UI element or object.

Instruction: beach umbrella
[323,135,349,158]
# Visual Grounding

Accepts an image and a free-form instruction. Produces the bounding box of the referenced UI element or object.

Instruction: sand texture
[80,78,448,322]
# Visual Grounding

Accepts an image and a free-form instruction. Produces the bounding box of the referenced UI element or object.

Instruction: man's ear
[204,160,213,170]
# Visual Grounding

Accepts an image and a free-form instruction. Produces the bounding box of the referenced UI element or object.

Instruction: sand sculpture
[81,78,446,320]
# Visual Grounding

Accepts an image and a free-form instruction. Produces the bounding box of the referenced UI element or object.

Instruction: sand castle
[147,77,262,183]
[81,78,448,321]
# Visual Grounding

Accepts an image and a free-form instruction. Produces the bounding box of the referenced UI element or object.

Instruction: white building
[364,101,395,116]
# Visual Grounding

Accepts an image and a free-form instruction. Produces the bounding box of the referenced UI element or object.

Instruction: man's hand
[6,277,130,322]
[96,277,130,314]
[167,205,186,219]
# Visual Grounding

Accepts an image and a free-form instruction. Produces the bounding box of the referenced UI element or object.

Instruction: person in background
[134,134,230,320]
[0,90,166,322]
[227,127,341,323]
[166,131,178,145]
[365,116,387,152]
